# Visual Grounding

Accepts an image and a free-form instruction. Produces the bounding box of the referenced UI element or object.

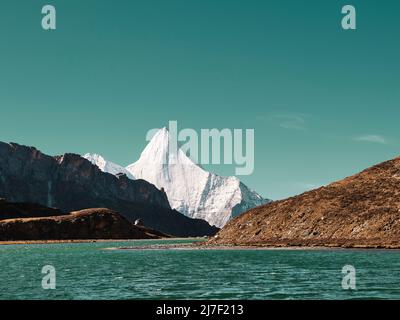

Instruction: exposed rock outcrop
[0,142,218,237]
[210,157,400,248]
[0,207,167,241]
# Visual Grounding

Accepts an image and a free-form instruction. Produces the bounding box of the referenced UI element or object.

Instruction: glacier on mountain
[84,128,269,228]
[125,128,269,228]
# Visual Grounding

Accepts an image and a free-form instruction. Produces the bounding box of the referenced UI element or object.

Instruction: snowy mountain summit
[125,128,269,227]
[83,153,135,180]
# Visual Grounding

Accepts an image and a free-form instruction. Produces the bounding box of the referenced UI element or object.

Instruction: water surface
[1,239,399,299]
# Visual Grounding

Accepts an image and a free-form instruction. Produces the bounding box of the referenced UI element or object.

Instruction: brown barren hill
[209,157,400,248]
[0,207,168,241]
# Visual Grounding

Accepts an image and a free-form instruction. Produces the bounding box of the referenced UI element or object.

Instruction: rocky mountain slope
[0,142,218,237]
[210,157,400,248]
[126,128,269,228]
[0,206,166,241]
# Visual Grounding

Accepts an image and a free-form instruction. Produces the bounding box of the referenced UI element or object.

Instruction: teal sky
[0,0,399,199]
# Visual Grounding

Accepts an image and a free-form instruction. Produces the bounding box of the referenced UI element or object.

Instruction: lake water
[1,239,399,300]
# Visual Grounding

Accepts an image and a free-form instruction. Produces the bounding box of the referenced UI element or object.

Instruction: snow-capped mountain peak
[125,128,269,227]
[83,153,135,180]
[136,127,196,167]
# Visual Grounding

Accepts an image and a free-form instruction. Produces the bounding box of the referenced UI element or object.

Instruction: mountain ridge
[83,128,269,227]
[84,153,135,180]
[0,141,218,237]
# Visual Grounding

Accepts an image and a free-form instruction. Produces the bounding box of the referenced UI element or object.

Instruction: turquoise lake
[1,239,399,300]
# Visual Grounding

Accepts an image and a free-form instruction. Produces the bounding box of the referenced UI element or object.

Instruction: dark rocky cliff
[0,142,218,237]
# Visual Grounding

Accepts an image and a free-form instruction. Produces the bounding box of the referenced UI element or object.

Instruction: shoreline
[1,238,399,250]
[109,242,400,251]
[0,237,199,246]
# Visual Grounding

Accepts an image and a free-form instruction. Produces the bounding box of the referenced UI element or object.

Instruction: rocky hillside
[210,157,400,248]
[0,142,218,237]
[0,207,166,241]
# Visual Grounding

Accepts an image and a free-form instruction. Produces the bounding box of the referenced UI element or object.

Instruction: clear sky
[0,0,399,199]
